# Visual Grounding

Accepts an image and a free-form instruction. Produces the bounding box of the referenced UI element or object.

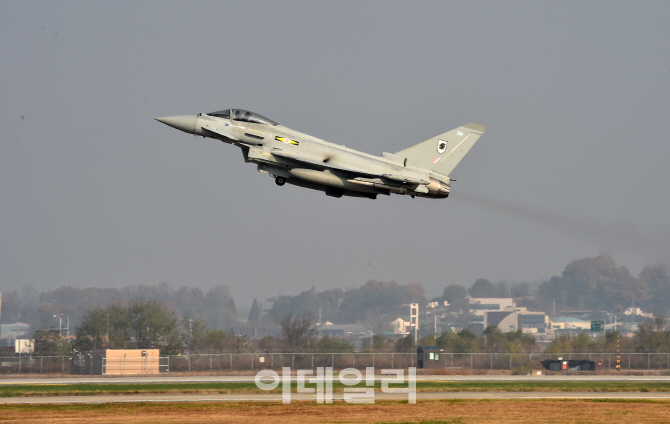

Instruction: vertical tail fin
[393,123,486,176]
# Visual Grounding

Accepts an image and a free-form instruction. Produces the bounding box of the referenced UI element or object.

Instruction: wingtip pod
[464,123,486,133]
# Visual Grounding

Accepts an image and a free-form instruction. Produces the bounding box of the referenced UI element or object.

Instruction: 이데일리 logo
[437,139,448,154]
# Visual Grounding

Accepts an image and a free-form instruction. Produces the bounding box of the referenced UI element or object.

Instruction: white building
[392,318,410,335]
[468,298,548,334]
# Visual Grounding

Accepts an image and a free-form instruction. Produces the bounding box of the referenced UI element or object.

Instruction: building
[392,318,410,335]
[0,323,31,339]
[0,323,31,348]
[517,307,549,333]
[468,298,549,335]
[624,307,653,319]
[15,339,34,354]
[76,349,161,375]
[548,317,591,331]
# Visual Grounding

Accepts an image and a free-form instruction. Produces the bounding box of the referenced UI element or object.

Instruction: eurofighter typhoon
[155,109,485,199]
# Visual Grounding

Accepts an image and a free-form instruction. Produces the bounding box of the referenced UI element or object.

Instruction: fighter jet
[155,109,485,200]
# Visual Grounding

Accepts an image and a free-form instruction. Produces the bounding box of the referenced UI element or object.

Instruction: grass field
[2,399,670,423]
[1,381,670,397]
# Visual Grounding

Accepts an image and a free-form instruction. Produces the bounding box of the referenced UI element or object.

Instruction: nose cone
[155,115,198,134]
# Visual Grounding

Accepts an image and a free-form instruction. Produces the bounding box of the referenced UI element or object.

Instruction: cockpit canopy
[206,109,278,126]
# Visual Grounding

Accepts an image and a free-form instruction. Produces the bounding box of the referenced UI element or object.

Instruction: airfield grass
[2,399,670,423]
[1,381,670,397]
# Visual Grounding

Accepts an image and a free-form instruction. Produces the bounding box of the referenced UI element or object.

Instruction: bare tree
[278,312,315,351]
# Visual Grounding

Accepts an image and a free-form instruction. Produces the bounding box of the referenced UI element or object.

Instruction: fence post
[629,354,631,369]
[471,353,473,370]
[451,353,453,368]
[271,353,274,369]
[292,354,295,370]
[352,353,355,369]
[490,353,493,369]
[210,354,212,371]
[372,353,375,369]
[61,356,64,373]
[230,353,233,370]
[411,353,414,368]
[649,353,651,369]
[332,353,334,369]
[40,357,43,374]
[509,354,512,370]
[251,353,254,371]
[391,353,394,369]
[188,354,191,371]
[18,355,21,373]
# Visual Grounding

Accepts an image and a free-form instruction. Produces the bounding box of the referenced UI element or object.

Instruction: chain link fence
[2,352,670,374]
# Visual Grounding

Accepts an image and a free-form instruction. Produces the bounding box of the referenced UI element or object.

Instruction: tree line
[4,255,670,347]
[28,299,670,356]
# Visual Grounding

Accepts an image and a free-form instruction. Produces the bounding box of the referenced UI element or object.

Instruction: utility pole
[107,311,110,348]
[426,311,438,339]
[53,315,62,337]
[189,319,193,350]
[410,303,419,344]
[616,293,621,371]
[60,314,69,338]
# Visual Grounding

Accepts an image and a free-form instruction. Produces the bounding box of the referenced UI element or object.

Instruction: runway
[3,374,670,385]
[1,391,669,404]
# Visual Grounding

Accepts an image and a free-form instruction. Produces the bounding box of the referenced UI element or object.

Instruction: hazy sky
[2,1,669,312]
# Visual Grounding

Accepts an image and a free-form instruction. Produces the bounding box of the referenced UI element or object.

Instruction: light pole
[426,311,438,339]
[53,315,62,337]
[61,314,70,338]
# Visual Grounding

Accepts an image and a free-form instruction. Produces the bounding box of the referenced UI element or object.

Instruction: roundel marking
[437,139,448,154]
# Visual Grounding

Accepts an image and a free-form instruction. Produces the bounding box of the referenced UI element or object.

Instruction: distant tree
[248,298,261,323]
[255,335,284,352]
[442,285,467,304]
[226,298,236,317]
[33,330,71,356]
[361,335,393,352]
[510,282,531,298]
[468,279,496,298]
[538,256,650,311]
[437,328,479,353]
[278,313,316,351]
[73,306,108,351]
[127,300,180,353]
[635,316,670,353]
[74,300,181,354]
[337,280,426,324]
[266,286,341,322]
[639,265,670,313]
[181,318,208,353]
[203,285,236,328]
[394,335,416,353]
[315,336,354,353]
[0,290,22,323]
[202,329,247,353]
[482,327,536,353]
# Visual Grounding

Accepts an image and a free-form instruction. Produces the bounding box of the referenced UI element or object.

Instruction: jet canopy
[206,109,278,126]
